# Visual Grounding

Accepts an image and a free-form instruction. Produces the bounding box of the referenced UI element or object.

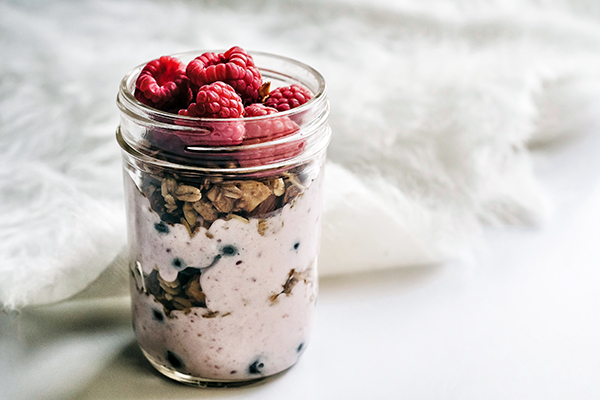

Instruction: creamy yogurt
[125,167,323,381]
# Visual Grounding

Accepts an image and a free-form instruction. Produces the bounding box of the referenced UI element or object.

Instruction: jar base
[141,348,289,388]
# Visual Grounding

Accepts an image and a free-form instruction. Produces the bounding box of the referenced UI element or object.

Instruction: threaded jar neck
[117,50,331,175]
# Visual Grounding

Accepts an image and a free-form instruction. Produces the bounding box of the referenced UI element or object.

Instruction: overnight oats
[116,47,330,386]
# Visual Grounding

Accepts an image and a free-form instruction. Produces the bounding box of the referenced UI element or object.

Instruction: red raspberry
[135,56,192,111]
[186,46,262,104]
[183,82,244,119]
[243,103,277,117]
[264,84,312,111]
[238,103,303,167]
[172,82,245,146]
[243,103,297,140]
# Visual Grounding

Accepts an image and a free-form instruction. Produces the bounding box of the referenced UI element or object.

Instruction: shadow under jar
[116,51,331,387]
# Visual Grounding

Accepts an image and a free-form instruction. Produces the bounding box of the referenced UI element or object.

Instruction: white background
[2,1,600,398]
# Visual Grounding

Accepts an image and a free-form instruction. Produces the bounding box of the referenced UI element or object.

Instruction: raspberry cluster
[134,46,313,150]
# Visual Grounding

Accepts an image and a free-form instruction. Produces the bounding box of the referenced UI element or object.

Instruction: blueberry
[221,245,237,256]
[152,308,164,322]
[293,242,300,250]
[248,359,265,375]
[154,222,169,235]
[172,257,186,269]
[167,351,184,369]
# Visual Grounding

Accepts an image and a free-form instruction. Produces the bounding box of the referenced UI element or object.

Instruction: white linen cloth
[2,0,600,310]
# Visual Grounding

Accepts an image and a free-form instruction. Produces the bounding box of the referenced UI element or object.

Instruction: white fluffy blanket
[2,0,600,310]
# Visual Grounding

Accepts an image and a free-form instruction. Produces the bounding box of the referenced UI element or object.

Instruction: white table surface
[2,131,599,400]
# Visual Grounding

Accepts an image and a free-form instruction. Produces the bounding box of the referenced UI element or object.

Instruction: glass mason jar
[116,51,330,387]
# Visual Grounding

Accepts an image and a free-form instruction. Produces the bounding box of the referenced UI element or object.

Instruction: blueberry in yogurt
[154,221,169,235]
[167,351,184,370]
[248,359,265,375]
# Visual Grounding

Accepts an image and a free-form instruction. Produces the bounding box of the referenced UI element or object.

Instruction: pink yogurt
[125,170,323,381]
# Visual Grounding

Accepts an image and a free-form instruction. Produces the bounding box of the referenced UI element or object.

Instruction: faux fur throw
[2,0,600,310]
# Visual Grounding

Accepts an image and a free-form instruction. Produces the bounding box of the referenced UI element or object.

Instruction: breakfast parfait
[116,47,330,386]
